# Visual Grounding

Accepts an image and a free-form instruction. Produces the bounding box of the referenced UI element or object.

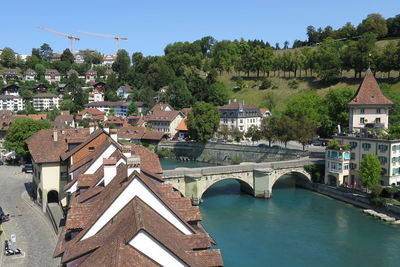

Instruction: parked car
[23,163,33,173]
[258,144,268,148]
[0,206,10,223]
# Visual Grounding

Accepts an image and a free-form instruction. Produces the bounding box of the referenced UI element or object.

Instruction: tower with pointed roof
[347,69,393,131]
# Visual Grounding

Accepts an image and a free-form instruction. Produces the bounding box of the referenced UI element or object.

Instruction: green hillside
[219,73,400,115]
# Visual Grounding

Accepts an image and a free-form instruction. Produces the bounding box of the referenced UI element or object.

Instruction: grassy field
[218,71,400,116]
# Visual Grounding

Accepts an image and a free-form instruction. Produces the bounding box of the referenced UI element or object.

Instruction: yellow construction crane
[36,26,80,53]
[79,31,128,52]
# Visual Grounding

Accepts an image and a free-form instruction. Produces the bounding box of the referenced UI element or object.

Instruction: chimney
[89,122,95,134]
[110,129,118,143]
[53,130,58,142]
[127,156,141,176]
[103,158,117,186]
[234,99,237,102]
[228,99,231,104]
[122,145,132,158]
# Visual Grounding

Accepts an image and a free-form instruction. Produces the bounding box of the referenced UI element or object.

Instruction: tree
[293,117,316,150]
[39,43,53,61]
[377,41,397,77]
[5,118,52,157]
[314,38,342,81]
[61,49,75,64]
[165,79,192,109]
[274,116,296,148]
[217,125,230,140]
[229,127,244,142]
[387,15,400,37]
[0,47,16,68]
[324,88,355,132]
[127,102,138,116]
[47,108,61,121]
[62,74,86,113]
[187,102,220,142]
[358,13,388,37]
[245,125,261,143]
[359,154,381,191]
[207,82,230,106]
[260,117,277,146]
[112,49,131,81]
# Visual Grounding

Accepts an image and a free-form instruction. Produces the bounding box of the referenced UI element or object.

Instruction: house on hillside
[75,108,105,123]
[3,84,20,96]
[102,54,116,67]
[117,85,133,99]
[0,95,24,112]
[44,69,61,84]
[219,99,263,133]
[24,68,37,81]
[2,69,19,80]
[32,93,60,111]
[146,105,184,137]
[85,70,97,84]
[67,69,79,79]
[85,101,130,117]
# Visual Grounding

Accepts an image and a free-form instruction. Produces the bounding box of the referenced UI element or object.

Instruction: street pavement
[0,165,60,267]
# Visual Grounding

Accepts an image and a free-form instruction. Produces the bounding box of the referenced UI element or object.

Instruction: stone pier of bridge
[162,158,321,205]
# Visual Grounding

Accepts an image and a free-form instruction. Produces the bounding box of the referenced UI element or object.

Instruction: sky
[1,0,399,56]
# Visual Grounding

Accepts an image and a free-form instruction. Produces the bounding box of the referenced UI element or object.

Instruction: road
[0,165,60,267]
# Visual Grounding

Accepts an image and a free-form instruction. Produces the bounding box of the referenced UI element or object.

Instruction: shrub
[272,85,279,90]
[236,77,244,88]
[259,79,272,90]
[394,191,400,200]
[231,156,242,165]
[370,197,385,207]
[304,164,325,183]
[370,184,383,198]
[155,148,174,159]
[288,80,299,89]
[381,187,398,198]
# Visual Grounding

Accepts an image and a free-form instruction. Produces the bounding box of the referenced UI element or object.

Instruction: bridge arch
[199,177,254,201]
[271,168,312,189]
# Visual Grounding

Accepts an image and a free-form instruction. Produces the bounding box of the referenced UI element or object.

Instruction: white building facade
[0,95,24,111]
[32,93,60,111]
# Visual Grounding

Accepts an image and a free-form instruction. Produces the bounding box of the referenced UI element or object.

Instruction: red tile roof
[347,69,394,106]
[176,117,188,131]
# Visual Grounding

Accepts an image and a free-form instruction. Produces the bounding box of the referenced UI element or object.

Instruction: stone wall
[158,141,309,164]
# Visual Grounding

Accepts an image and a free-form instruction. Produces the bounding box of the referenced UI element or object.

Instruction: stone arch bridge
[162,158,323,205]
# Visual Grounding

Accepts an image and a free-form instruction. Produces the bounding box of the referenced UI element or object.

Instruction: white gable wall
[129,230,187,267]
[82,177,193,240]
[84,144,117,174]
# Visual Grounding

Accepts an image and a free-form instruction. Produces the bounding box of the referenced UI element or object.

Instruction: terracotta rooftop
[27,128,90,164]
[176,117,188,131]
[347,69,394,106]
[85,101,130,107]
[56,166,222,266]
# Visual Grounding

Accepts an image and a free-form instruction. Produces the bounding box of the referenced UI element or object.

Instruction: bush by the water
[259,79,272,90]
[370,184,383,198]
[381,187,399,198]
[304,164,325,183]
[370,197,385,207]
[231,156,242,165]
[155,148,175,159]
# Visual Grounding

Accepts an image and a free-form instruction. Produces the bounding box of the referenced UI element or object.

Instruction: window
[362,143,371,150]
[378,156,387,164]
[239,119,243,124]
[360,108,365,114]
[351,152,356,159]
[381,168,387,175]
[344,164,349,170]
[349,142,357,148]
[344,152,350,160]
[362,154,366,159]
[376,108,381,114]
[393,145,398,152]
[350,163,357,169]
[360,118,365,124]
[376,118,381,124]
[378,144,388,152]
[88,147,95,152]
[393,157,397,164]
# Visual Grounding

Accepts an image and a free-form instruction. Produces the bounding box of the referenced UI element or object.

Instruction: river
[160,160,400,267]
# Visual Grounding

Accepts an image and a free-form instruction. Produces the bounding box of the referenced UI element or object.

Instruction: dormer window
[88,147,95,152]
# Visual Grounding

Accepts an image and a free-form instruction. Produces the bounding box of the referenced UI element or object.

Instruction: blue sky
[2,0,399,56]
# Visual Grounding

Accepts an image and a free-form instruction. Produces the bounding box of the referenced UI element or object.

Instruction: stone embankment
[363,209,400,224]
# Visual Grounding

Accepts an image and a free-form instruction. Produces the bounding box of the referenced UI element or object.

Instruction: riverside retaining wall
[157,141,309,164]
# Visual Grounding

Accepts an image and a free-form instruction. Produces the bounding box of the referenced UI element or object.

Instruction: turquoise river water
[161,160,400,267]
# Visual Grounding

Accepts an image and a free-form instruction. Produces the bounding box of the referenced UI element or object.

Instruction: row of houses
[0,93,60,111]
[26,127,223,266]
[1,68,114,85]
